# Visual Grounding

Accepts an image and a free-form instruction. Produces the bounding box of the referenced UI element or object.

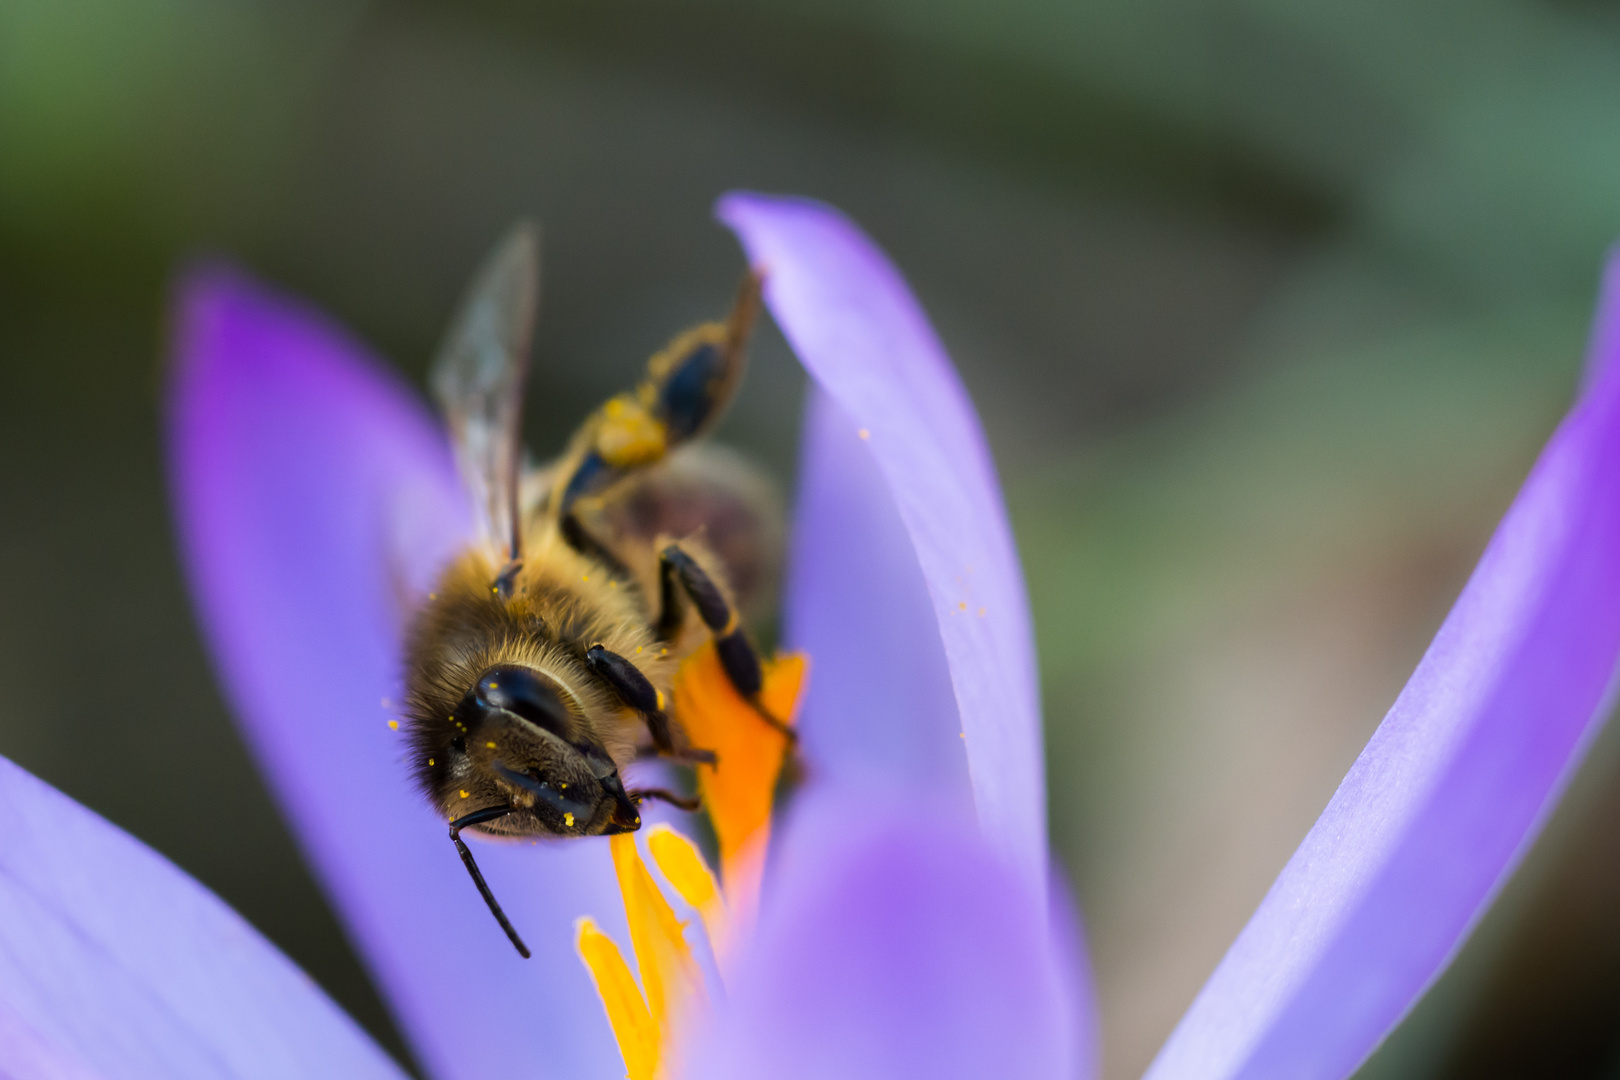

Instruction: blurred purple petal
[1147,256,1620,1080]
[718,193,1046,887]
[167,266,623,1080]
[783,388,971,805]
[0,755,404,1079]
[688,788,1086,1080]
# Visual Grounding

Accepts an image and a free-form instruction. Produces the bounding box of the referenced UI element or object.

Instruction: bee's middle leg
[655,542,797,742]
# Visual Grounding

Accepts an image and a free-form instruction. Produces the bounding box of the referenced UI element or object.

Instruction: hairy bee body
[399,223,775,870]
[403,455,777,836]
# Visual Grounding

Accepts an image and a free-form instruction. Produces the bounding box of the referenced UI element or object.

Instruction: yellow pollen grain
[388,720,399,730]
[428,758,435,766]
[429,593,437,600]
[635,646,643,654]
[486,741,497,749]
[583,575,591,583]
[977,607,987,617]
[857,428,870,440]
[459,790,469,798]
[565,812,576,827]
[958,601,967,611]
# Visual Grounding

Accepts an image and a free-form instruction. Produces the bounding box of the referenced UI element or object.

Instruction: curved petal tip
[717,192,1047,887]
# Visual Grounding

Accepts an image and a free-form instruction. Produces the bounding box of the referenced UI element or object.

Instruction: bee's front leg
[584,643,715,765]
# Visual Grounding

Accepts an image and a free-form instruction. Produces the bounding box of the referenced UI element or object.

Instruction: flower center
[575,641,807,1080]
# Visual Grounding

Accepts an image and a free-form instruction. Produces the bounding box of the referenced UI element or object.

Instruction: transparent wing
[430,221,539,562]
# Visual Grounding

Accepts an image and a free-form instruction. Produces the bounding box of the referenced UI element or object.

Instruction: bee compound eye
[472,665,574,739]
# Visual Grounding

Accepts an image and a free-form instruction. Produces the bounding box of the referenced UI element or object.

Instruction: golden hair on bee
[401,221,784,957]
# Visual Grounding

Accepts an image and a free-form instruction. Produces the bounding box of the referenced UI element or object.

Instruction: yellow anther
[609,835,704,1029]
[576,919,659,1080]
[647,824,730,968]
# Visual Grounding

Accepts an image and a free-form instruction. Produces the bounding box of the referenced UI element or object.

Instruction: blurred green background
[4,1,1620,1077]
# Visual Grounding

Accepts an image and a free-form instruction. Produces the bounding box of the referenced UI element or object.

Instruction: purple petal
[718,193,1047,887]
[687,788,1087,1080]
[167,266,623,1080]
[0,755,405,1079]
[1147,255,1620,1080]
[782,388,971,804]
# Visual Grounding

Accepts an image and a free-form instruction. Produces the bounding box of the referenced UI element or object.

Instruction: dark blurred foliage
[4,1,1620,1077]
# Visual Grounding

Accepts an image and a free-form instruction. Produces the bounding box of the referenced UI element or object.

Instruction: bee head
[444,664,640,837]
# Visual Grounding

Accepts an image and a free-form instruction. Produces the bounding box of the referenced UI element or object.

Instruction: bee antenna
[629,788,702,813]
[448,806,532,959]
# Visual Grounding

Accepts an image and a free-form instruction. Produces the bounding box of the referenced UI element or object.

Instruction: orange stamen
[672,643,807,925]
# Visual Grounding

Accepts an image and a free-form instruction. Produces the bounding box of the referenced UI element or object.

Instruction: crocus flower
[0,194,1616,1080]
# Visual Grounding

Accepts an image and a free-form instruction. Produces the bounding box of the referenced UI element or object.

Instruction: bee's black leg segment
[630,788,703,812]
[657,545,733,635]
[633,745,718,766]
[448,807,531,959]
[560,512,635,583]
[585,643,676,753]
[656,543,798,744]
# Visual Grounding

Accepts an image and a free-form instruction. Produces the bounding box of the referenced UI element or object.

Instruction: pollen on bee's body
[459,790,469,798]
[428,758,435,766]
[486,741,497,749]
[565,812,575,827]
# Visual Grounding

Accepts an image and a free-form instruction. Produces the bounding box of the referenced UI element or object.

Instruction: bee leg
[448,806,531,959]
[584,643,720,763]
[633,744,718,766]
[554,272,762,521]
[629,788,703,812]
[655,543,798,744]
[560,512,634,583]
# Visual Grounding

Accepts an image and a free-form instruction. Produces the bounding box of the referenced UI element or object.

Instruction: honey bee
[403,223,786,957]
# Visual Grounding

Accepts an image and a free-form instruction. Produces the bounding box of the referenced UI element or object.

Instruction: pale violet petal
[1146,254,1620,1080]
[168,266,623,1080]
[0,755,406,1080]
[687,787,1086,1080]
[718,192,1047,888]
